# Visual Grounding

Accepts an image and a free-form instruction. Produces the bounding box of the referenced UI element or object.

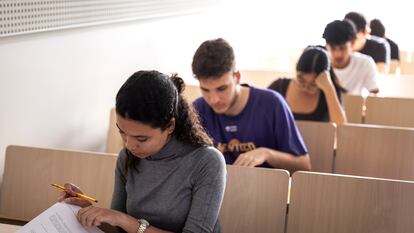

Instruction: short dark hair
[344,12,367,33]
[191,38,235,79]
[323,20,356,45]
[370,19,386,37]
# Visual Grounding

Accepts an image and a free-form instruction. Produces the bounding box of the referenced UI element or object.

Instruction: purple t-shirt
[193,85,308,168]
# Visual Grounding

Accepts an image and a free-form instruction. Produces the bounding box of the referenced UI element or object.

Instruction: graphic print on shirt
[216,138,256,153]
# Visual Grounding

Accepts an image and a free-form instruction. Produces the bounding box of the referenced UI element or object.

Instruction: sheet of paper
[16,202,104,233]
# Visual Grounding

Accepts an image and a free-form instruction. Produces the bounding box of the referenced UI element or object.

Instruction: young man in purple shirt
[191,38,311,173]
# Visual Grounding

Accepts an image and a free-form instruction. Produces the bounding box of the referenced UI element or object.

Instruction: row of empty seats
[296,122,414,181]
[2,145,413,233]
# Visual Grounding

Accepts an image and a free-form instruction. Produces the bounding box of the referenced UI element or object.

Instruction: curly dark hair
[115,70,213,173]
[192,38,235,79]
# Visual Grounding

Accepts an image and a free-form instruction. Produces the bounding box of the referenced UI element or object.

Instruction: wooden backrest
[335,124,414,181]
[365,96,414,127]
[0,223,21,233]
[106,108,123,154]
[287,171,414,233]
[343,94,364,123]
[183,84,201,102]
[239,70,293,88]
[220,166,289,233]
[400,50,410,62]
[295,121,336,173]
[389,60,399,74]
[399,51,414,75]
[0,145,117,221]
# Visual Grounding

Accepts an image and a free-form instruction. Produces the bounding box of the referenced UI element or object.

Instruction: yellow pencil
[51,183,98,203]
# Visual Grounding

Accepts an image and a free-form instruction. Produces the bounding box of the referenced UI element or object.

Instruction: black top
[386,38,400,61]
[360,36,390,63]
[268,78,342,122]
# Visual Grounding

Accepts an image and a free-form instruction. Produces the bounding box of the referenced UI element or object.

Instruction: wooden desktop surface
[0,223,21,233]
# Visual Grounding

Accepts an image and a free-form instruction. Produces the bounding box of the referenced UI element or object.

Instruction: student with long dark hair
[58,70,226,233]
[269,46,347,124]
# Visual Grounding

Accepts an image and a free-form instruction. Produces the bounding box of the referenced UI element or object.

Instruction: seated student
[323,19,379,95]
[344,12,391,73]
[370,18,400,73]
[58,71,226,233]
[192,38,311,173]
[268,46,347,125]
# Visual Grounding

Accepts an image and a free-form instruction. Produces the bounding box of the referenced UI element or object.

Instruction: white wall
[1,1,412,181]
[0,9,239,181]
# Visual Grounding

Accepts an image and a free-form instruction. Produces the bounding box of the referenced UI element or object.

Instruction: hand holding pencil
[55,183,97,207]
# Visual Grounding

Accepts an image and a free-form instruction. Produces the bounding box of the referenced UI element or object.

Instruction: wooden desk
[220,165,289,233]
[343,94,364,123]
[296,121,336,173]
[335,124,414,181]
[287,171,414,233]
[0,146,117,221]
[365,96,414,128]
[0,223,21,232]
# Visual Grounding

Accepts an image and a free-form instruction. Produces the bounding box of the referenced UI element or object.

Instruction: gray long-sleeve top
[111,137,226,233]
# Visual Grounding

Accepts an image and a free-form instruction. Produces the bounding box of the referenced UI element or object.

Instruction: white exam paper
[16,202,104,233]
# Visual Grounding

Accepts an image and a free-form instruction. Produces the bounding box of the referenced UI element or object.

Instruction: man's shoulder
[247,86,289,115]
[193,96,205,105]
[350,52,377,79]
[367,36,389,50]
[386,38,399,49]
[352,52,376,65]
[193,97,208,110]
[250,85,285,102]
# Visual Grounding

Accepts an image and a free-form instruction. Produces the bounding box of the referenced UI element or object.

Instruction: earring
[169,128,175,134]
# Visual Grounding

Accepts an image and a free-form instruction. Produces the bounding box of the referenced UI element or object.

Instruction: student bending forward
[58,70,226,233]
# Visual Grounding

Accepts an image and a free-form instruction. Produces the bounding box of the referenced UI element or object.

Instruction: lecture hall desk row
[1,145,414,233]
